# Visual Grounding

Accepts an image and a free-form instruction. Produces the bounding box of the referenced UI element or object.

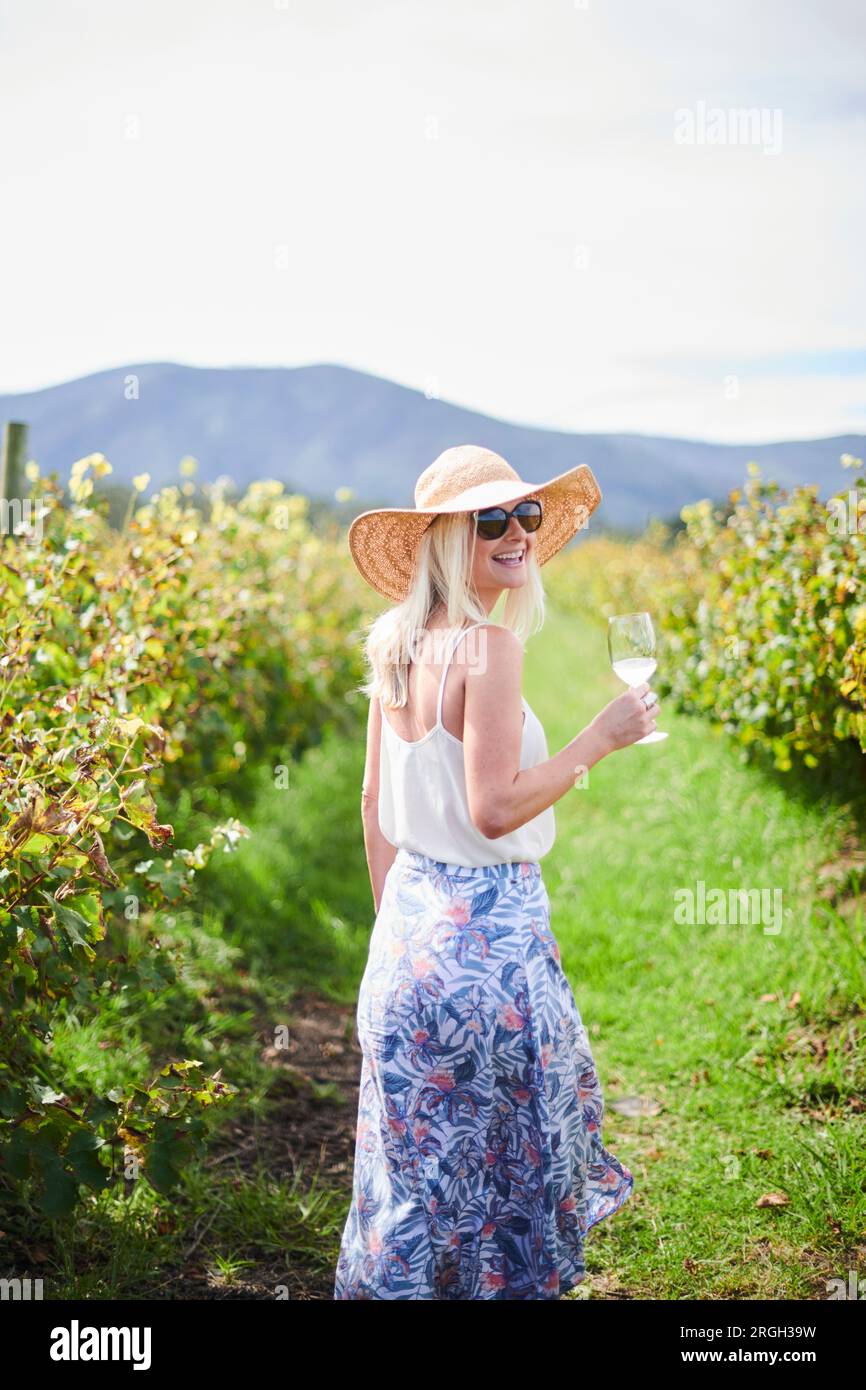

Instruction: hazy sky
[1,0,864,441]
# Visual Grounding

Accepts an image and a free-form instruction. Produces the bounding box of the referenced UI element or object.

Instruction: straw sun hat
[347,444,602,602]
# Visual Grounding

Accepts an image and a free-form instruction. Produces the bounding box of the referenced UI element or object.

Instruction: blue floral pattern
[334,847,634,1300]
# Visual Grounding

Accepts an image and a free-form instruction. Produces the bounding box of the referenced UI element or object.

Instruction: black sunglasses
[473,499,543,541]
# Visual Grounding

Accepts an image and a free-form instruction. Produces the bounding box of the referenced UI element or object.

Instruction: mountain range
[1,361,862,531]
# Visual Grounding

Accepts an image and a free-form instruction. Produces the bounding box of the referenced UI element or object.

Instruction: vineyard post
[1,421,28,539]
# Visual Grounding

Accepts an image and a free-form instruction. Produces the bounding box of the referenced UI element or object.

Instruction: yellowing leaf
[121,780,173,849]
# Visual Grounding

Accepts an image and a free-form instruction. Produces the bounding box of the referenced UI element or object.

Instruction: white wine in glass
[608,611,669,744]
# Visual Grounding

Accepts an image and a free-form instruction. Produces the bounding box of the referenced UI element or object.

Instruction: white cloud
[0,0,863,442]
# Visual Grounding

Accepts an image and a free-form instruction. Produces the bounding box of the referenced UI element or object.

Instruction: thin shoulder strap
[436,622,490,726]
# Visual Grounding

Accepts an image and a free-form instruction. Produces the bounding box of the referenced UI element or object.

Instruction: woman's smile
[491,545,526,569]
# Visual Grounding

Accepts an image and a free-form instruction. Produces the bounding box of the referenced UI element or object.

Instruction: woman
[334,444,659,1300]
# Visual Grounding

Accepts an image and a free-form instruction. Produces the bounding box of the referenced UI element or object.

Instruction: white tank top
[378,621,556,867]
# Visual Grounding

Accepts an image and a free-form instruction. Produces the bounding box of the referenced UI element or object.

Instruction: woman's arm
[360,693,397,913]
[463,624,658,839]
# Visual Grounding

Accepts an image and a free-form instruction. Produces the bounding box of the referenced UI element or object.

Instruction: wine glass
[607,611,669,745]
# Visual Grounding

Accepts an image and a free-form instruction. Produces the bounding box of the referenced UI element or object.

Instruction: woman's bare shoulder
[469,623,524,686]
[477,622,524,656]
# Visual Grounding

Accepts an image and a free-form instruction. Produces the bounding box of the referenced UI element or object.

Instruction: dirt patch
[162,989,364,1301]
[212,989,362,1190]
[815,833,866,905]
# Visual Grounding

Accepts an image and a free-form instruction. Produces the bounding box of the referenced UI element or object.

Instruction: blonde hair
[356,510,546,708]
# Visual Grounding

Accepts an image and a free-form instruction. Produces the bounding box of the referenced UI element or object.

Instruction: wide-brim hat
[347,444,602,602]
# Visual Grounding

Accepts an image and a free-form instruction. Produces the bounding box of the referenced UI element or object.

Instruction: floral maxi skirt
[333,847,634,1300]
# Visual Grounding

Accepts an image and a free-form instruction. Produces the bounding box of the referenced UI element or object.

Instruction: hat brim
[347,462,602,603]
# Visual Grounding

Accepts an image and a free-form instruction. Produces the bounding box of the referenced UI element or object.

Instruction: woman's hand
[589,682,660,754]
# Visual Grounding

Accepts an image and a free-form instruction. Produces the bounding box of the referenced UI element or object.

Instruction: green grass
[170,737,375,1001]
[9,1161,349,1301]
